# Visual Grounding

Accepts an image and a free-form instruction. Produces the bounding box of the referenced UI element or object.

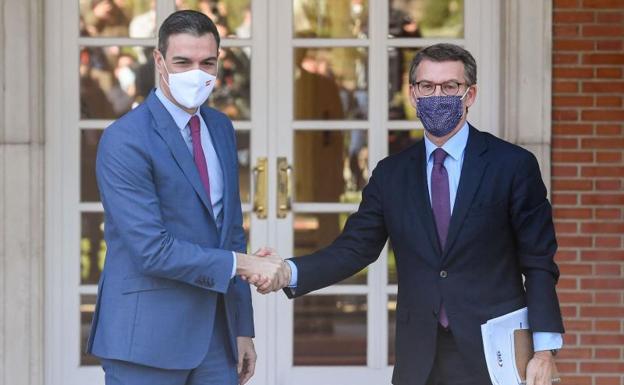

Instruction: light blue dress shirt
[155,89,237,278]
[288,121,562,352]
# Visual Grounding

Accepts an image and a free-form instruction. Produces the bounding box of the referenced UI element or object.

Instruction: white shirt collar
[424,121,470,162]
[155,87,200,131]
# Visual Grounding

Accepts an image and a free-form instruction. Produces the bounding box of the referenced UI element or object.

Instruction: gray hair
[408,43,477,86]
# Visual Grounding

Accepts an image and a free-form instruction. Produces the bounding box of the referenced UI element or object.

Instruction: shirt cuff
[231,251,237,278]
[532,332,563,352]
[286,260,298,287]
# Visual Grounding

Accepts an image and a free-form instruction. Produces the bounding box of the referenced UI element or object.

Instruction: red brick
[596,67,623,78]
[583,81,624,93]
[595,292,621,303]
[596,124,623,135]
[580,362,624,372]
[581,222,624,233]
[553,109,579,121]
[554,24,580,37]
[583,25,624,37]
[597,12,623,23]
[581,194,624,205]
[554,66,595,77]
[557,250,580,262]
[559,236,594,247]
[581,138,624,149]
[553,137,579,149]
[557,361,579,373]
[554,53,580,64]
[558,277,579,289]
[560,376,591,385]
[580,305,624,317]
[595,320,622,331]
[553,192,579,204]
[552,123,593,135]
[562,305,579,318]
[552,178,593,190]
[597,40,624,51]
[595,263,621,275]
[595,236,622,248]
[554,11,596,23]
[583,54,624,65]
[596,96,623,107]
[553,95,594,107]
[558,347,593,359]
[563,319,593,332]
[596,376,623,385]
[555,208,594,219]
[560,292,594,302]
[583,0,624,7]
[595,208,621,219]
[555,221,579,233]
[582,250,624,261]
[595,151,622,164]
[554,39,596,51]
[559,263,594,275]
[582,110,624,121]
[596,349,622,360]
[582,278,624,289]
[581,166,624,177]
[595,179,622,190]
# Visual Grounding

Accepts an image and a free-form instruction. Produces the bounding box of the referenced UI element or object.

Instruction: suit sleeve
[96,126,233,293]
[510,152,565,333]
[229,126,254,337]
[286,163,389,298]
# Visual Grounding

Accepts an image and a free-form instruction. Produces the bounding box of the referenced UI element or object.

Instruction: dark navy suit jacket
[287,126,564,385]
[87,90,254,369]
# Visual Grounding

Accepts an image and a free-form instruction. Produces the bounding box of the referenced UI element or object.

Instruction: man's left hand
[526,350,557,385]
[237,337,256,385]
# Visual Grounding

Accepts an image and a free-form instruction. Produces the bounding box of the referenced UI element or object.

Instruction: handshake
[235,248,292,294]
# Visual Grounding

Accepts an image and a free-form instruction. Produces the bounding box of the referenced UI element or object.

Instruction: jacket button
[440,270,448,278]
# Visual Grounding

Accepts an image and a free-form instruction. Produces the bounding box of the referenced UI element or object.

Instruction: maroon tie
[431,148,450,328]
[189,115,211,199]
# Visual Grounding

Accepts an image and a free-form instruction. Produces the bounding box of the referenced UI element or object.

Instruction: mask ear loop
[158,52,171,87]
[459,85,471,100]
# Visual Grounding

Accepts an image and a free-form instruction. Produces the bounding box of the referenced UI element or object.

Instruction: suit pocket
[121,275,180,294]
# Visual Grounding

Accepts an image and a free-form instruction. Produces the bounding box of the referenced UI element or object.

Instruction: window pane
[388,241,397,284]
[81,130,103,202]
[81,212,106,285]
[294,130,368,203]
[293,0,368,38]
[242,212,251,254]
[176,0,251,38]
[294,295,367,365]
[80,46,155,119]
[388,294,397,365]
[208,47,251,121]
[236,130,251,203]
[80,0,156,38]
[388,0,464,38]
[388,47,421,121]
[294,213,367,285]
[388,129,423,155]
[80,294,98,366]
[294,47,368,120]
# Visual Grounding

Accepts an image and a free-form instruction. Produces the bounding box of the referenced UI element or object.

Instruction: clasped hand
[236,248,291,294]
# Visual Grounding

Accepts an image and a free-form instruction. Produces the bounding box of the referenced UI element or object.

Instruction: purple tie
[189,115,211,199]
[431,148,450,327]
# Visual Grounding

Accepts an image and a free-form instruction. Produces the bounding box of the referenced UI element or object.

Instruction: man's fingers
[237,351,243,375]
[242,355,256,385]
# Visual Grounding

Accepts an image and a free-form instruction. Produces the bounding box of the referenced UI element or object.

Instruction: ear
[464,84,477,109]
[408,84,418,109]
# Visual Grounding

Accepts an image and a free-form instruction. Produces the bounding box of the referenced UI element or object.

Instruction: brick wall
[552,0,624,384]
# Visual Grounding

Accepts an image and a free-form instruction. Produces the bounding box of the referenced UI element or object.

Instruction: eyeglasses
[412,80,469,96]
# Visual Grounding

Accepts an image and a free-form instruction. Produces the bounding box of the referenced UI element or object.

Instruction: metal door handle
[277,157,292,218]
[252,157,268,219]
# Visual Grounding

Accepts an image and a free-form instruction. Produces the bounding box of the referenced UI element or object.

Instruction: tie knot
[433,148,448,166]
[189,115,200,134]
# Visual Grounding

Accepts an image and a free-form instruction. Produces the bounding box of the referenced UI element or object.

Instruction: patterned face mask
[416,88,469,137]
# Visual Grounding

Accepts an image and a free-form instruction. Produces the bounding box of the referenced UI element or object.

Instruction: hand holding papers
[481,307,560,385]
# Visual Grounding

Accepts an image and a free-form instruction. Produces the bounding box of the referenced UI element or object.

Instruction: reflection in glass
[81,130,103,202]
[236,130,251,203]
[81,212,106,285]
[389,129,424,155]
[294,130,368,203]
[388,47,420,121]
[80,46,155,119]
[294,213,366,285]
[294,295,367,365]
[294,48,368,120]
[388,241,397,284]
[176,0,251,38]
[388,294,397,365]
[80,0,155,38]
[80,294,98,366]
[388,0,464,38]
[293,0,368,38]
[207,47,251,121]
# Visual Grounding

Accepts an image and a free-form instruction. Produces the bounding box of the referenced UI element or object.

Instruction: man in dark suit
[253,44,564,385]
[88,10,284,385]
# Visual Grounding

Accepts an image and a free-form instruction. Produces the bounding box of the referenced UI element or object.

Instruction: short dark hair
[158,10,221,58]
[408,43,477,86]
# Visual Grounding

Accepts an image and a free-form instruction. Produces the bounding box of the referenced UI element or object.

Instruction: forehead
[165,33,218,58]
[415,59,465,82]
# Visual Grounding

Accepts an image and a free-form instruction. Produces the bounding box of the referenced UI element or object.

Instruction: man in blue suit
[253,44,565,385]
[87,10,283,385]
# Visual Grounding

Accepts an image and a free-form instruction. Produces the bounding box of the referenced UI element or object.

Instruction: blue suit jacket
[287,126,564,385]
[87,90,254,369]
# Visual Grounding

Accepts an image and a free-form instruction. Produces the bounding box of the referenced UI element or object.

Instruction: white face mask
[161,57,217,109]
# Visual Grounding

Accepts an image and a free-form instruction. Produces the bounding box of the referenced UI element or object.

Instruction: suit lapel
[442,126,488,260]
[408,141,443,258]
[146,92,215,218]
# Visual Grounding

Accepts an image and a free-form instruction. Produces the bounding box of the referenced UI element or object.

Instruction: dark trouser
[425,325,485,385]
